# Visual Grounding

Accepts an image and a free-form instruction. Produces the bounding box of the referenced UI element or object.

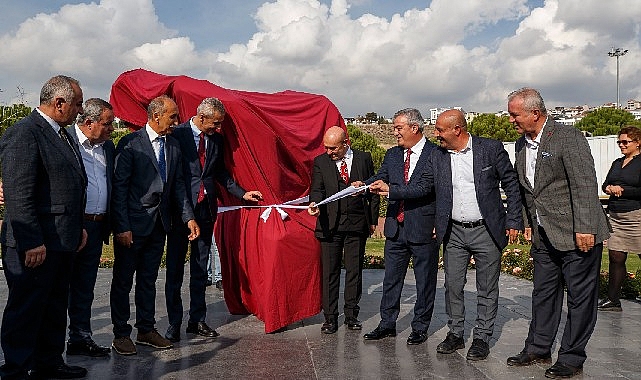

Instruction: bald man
[308,126,379,334]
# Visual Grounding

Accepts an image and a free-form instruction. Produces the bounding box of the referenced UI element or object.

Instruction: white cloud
[1,0,640,117]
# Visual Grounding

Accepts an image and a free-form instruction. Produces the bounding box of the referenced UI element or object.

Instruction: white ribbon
[216,185,369,223]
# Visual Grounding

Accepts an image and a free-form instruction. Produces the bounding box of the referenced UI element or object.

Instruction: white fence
[502,135,619,198]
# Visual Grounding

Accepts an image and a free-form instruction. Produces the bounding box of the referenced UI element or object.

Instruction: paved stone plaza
[1,268,640,379]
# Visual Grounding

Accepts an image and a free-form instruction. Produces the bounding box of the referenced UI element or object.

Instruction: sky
[0,0,640,118]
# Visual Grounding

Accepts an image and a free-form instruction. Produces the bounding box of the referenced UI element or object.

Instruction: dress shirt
[189,118,209,151]
[406,136,427,179]
[36,107,63,134]
[146,124,165,167]
[525,119,546,188]
[450,134,483,222]
[525,119,547,226]
[334,147,353,176]
[74,125,108,214]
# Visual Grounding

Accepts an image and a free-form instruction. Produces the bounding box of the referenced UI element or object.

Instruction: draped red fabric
[110,69,346,332]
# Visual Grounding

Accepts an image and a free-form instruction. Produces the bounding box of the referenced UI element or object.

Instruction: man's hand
[369,180,389,196]
[187,220,200,241]
[243,191,263,202]
[506,228,520,244]
[77,229,88,251]
[0,180,4,205]
[308,201,319,216]
[25,244,46,268]
[369,225,376,236]
[576,232,595,253]
[115,231,133,248]
[523,227,532,242]
[350,180,364,188]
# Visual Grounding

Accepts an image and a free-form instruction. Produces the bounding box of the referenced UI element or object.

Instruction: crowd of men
[0,75,607,380]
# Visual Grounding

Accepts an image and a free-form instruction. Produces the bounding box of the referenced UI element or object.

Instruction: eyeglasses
[617,140,635,146]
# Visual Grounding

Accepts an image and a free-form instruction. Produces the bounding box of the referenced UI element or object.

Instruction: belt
[84,213,106,222]
[451,219,484,228]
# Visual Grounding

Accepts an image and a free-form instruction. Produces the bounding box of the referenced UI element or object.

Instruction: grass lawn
[365,237,641,273]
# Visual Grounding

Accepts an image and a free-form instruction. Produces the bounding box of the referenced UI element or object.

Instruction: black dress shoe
[436,332,464,354]
[165,324,181,342]
[545,361,582,379]
[507,350,552,366]
[29,364,87,379]
[321,320,338,334]
[186,321,219,338]
[66,339,111,357]
[344,318,362,330]
[466,338,489,361]
[363,326,396,340]
[406,330,428,345]
[597,299,622,311]
[205,279,213,287]
[215,280,223,290]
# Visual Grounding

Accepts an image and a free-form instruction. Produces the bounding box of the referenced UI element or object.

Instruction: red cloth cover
[110,69,346,332]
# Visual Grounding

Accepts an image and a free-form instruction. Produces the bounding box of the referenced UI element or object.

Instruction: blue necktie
[157,136,166,183]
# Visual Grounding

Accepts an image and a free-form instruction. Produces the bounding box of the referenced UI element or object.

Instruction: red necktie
[397,148,412,223]
[197,132,206,203]
[340,158,349,184]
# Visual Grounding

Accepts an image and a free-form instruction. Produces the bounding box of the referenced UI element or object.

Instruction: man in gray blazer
[506,88,610,379]
[66,98,115,358]
[0,75,88,379]
[110,95,199,356]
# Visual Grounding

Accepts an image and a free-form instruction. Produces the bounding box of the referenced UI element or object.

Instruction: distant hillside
[350,123,435,149]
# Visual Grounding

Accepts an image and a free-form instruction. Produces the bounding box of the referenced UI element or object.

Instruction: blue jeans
[207,234,222,282]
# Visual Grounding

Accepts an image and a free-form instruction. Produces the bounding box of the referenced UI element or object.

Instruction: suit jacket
[0,109,87,252]
[309,149,380,238]
[367,140,437,244]
[67,126,115,243]
[170,122,246,221]
[111,127,194,237]
[515,119,610,251]
[393,136,522,249]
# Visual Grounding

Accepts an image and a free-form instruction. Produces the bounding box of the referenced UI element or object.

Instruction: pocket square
[481,166,492,171]
[541,151,552,158]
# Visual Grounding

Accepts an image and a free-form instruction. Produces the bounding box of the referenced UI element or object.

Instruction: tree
[0,104,32,136]
[574,108,641,136]
[364,112,378,123]
[347,124,385,171]
[469,113,520,142]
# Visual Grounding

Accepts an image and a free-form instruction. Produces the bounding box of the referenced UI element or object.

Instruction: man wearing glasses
[164,98,262,342]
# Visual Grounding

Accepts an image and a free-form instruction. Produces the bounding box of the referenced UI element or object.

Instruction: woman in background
[599,126,641,311]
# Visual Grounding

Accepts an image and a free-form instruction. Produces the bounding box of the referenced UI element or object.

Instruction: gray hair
[77,98,112,124]
[393,108,424,132]
[147,95,173,119]
[39,75,80,105]
[197,97,226,117]
[508,87,547,115]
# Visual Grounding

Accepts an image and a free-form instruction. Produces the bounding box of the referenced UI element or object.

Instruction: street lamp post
[608,47,628,109]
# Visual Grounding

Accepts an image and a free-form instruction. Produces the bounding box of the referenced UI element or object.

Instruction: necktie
[339,158,349,184]
[397,148,412,223]
[157,136,166,183]
[197,132,206,203]
[58,127,80,164]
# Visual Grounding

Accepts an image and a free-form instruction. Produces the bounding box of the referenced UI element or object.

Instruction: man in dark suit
[377,109,522,360]
[110,95,199,356]
[164,98,262,342]
[65,98,115,358]
[0,75,88,380]
[307,126,379,334]
[356,108,439,346]
[506,88,610,379]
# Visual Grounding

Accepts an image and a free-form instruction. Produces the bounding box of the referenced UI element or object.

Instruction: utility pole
[608,47,628,109]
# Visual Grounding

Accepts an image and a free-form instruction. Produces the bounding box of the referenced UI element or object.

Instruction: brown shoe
[136,329,173,349]
[112,336,137,355]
